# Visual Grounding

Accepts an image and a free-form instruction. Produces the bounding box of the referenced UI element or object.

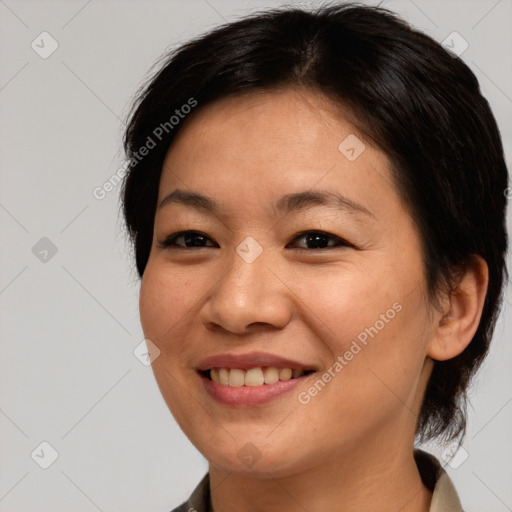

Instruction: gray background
[0,0,511,510]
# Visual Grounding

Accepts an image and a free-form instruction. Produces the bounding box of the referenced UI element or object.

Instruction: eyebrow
[157,188,374,218]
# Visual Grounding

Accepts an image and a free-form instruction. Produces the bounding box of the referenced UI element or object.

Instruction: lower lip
[199,372,311,406]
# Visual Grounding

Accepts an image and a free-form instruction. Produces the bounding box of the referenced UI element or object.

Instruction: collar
[172,449,464,512]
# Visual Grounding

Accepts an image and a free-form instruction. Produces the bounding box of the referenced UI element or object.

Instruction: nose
[200,249,293,335]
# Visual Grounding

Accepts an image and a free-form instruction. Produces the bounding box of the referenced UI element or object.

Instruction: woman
[121,3,508,511]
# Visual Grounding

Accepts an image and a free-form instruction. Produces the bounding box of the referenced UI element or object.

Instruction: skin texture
[139,88,488,512]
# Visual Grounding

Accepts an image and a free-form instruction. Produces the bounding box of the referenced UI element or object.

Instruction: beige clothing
[170,449,464,512]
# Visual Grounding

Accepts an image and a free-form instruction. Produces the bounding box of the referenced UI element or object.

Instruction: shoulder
[414,449,465,512]
[169,473,210,512]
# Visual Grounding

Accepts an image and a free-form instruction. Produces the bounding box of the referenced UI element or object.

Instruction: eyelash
[158,230,353,251]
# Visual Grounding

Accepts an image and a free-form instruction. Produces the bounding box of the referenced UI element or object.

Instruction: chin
[196,430,315,477]
[206,448,300,478]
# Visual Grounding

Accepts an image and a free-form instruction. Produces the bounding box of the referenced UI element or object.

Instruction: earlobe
[427,255,489,361]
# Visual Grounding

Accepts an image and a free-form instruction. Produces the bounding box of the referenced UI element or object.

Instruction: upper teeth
[210,367,304,387]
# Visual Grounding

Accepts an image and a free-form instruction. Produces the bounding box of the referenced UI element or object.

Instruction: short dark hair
[121,2,508,443]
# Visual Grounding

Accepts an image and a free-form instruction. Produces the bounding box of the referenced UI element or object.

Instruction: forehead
[157,88,400,221]
[170,87,358,151]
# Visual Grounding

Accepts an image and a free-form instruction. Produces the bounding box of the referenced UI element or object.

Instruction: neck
[209,435,432,512]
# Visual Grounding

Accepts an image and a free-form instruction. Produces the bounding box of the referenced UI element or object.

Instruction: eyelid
[159,229,353,250]
[158,230,218,249]
[287,230,353,250]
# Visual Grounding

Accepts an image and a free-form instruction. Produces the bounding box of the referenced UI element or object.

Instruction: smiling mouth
[199,367,315,387]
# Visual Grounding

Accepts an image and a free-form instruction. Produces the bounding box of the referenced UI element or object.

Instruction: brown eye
[287,230,351,250]
[159,231,218,249]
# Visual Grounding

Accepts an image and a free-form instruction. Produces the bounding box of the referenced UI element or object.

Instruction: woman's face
[139,88,437,476]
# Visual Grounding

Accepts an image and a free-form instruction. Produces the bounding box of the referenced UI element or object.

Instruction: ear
[427,255,489,361]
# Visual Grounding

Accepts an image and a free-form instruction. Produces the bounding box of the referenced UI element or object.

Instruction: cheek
[287,262,406,350]
[291,257,429,404]
[318,290,428,416]
[139,261,205,347]
[138,262,208,427]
